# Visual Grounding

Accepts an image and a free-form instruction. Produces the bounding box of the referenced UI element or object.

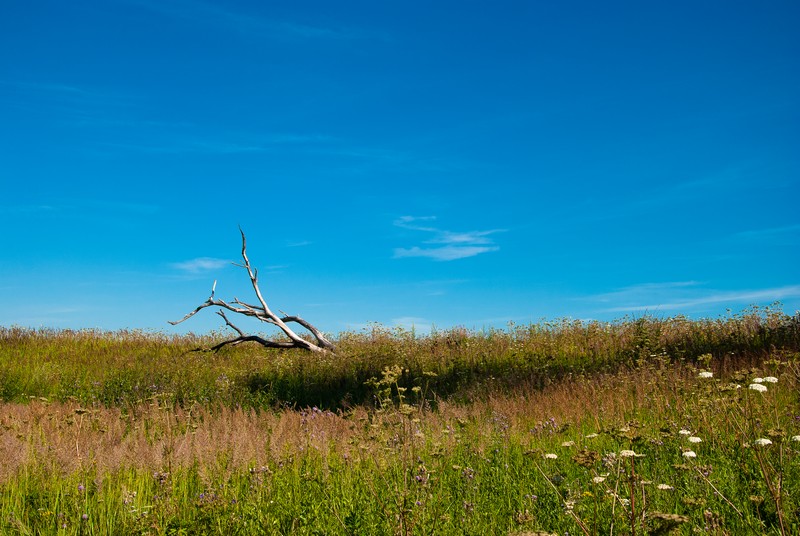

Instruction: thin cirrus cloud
[592,283,800,313]
[392,216,504,262]
[123,0,374,41]
[170,257,230,274]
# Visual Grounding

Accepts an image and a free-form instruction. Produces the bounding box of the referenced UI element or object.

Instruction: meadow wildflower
[754,438,772,446]
[682,450,697,458]
[752,377,764,383]
[698,371,713,379]
[619,449,643,457]
[657,484,675,491]
[679,429,691,435]
[544,453,558,459]
[688,436,702,444]
[763,376,778,383]
[584,433,598,439]
[791,435,800,442]
[592,476,606,483]
[748,383,768,392]
[561,441,575,447]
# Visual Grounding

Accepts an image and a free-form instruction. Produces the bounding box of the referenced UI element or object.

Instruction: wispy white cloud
[392,316,432,333]
[731,224,800,245]
[393,216,504,262]
[591,281,701,304]
[99,133,334,155]
[590,283,800,313]
[122,0,378,41]
[170,257,230,273]
[0,200,159,217]
[286,240,313,247]
[394,245,499,261]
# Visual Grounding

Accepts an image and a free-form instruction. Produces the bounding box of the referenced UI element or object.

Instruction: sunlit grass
[0,307,799,534]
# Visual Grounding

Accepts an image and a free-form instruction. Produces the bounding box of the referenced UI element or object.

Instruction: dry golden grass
[0,359,727,484]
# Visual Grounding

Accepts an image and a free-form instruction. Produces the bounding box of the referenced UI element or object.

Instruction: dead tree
[169,228,335,353]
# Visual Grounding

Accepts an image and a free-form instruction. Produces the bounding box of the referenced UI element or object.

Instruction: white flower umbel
[749,383,768,392]
[679,429,692,435]
[792,435,800,442]
[763,376,778,383]
[544,453,558,459]
[752,377,765,383]
[619,450,636,457]
[657,484,675,491]
[688,436,702,444]
[592,476,606,484]
[682,450,697,458]
[698,371,713,379]
[754,438,773,446]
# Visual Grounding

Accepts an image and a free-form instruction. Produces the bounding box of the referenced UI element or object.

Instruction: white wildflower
[592,476,606,484]
[585,433,599,439]
[682,450,697,458]
[752,377,764,383]
[754,438,772,446]
[544,453,558,459]
[679,429,692,435]
[657,484,675,491]
[698,371,713,379]
[688,436,702,444]
[763,376,778,383]
[791,435,800,442]
[561,441,575,447]
[749,383,768,392]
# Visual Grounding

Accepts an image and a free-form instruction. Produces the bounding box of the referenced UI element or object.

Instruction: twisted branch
[169,228,335,353]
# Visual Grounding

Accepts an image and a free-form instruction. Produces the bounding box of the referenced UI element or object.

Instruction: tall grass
[1,306,797,409]
[1,356,799,534]
[1,306,799,534]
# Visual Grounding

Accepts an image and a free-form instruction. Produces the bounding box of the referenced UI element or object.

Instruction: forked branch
[169,228,335,353]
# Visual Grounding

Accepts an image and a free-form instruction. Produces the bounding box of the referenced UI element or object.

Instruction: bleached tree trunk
[169,228,335,353]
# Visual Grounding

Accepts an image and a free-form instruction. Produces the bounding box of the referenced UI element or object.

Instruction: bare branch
[169,229,335,354]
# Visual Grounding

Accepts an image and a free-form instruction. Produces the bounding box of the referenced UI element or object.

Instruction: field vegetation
[1,306,799,534]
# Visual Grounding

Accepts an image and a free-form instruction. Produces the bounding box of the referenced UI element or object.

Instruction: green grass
[1,306,799,534]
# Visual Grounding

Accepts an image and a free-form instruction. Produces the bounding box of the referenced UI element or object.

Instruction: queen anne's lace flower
[682,450,697,458]
[544,453,558,459]
[688,436,702,444]
[698,371,713,379]
[754,438,772,446]
[763,376,778,383]
[749,383,768,392]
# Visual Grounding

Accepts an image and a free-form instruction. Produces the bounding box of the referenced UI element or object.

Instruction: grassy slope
[0,308,799,534]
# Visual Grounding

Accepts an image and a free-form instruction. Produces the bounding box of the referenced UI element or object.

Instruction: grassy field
[1,307,799,534]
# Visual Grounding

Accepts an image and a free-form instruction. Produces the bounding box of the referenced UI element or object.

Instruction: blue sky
[1,1,799,335]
